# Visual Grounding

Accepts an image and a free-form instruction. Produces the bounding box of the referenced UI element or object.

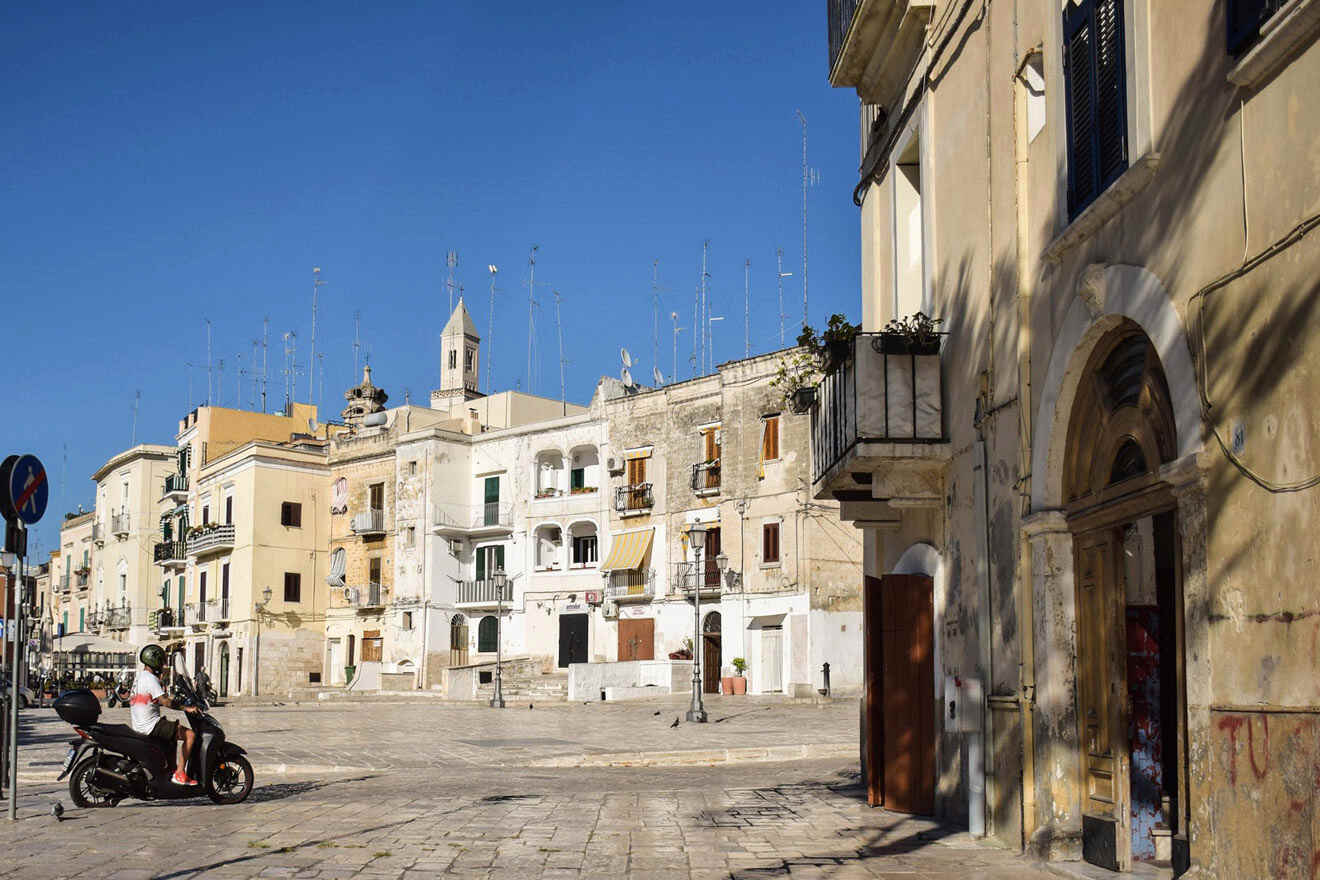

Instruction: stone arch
[1032,264,1201,511]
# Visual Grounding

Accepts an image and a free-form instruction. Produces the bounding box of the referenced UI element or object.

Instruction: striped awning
[599,528,654,572]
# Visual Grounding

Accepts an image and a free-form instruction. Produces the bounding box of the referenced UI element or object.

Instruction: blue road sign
[7,455,48,525]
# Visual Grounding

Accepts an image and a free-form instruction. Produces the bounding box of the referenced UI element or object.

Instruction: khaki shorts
[149,717,179,741]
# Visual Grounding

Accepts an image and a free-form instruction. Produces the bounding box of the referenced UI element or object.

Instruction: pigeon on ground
[51,802,64,821]
[670,717,680,728]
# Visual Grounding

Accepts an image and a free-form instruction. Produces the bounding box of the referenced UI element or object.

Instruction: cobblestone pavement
[0,759,1056,879]
[16,696,859,776]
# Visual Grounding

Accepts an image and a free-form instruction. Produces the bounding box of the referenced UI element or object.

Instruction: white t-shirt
[129,668,166,735]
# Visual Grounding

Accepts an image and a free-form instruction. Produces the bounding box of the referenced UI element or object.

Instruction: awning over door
[599,528,654,572]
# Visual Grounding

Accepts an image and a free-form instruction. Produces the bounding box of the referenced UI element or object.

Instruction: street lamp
[686,523,708,723]
[490,568,507,709]
[255,586,272,697]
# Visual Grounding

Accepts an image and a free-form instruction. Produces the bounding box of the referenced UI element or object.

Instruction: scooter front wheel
[206,755,254,805]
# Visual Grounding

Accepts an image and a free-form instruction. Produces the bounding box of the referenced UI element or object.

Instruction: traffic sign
[0,454,48,526]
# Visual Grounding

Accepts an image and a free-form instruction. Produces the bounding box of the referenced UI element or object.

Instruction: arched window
[478,615,498,653]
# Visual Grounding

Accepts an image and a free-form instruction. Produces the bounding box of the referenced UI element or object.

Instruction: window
[478,616,498,653]
[448,349,457,370]
[280,502,302,527]
[369,482,384,511]
[762,522,781,565]
[224,496,233,524]
[572,534,598,566]
[1063,0,1128,219]
[283,571,301,602]
[1227,0,1287,55]
[761,415,780,462]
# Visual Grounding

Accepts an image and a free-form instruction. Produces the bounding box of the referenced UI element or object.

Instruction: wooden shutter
[1064,0,1127,219]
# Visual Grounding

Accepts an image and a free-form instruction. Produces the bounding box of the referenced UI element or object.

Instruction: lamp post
[254,586,271,697]
[490,568,507,708]
[686,524,708,723]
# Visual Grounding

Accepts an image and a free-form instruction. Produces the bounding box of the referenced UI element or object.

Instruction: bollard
[821,662,831,697]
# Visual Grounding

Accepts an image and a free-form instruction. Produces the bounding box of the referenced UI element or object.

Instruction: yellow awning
[599,528,654,572]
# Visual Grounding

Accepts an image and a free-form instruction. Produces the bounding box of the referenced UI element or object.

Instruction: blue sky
[3,2,861,555]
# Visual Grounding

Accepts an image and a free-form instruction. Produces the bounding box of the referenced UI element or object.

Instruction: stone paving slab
[0,758,1058,880]
[14,694,858,778]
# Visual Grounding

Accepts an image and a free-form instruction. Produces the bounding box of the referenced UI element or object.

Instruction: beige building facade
[821,0,1320,876]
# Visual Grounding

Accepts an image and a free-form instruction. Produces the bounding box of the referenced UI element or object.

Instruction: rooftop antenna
[776,248,793,346]
[261,317,270,413]
[526,245,539,394]
[487,265,498,394]
[554,290,567,415]
[445,251,458,315]
[205,318,213,404]
[795,110,818,330]
[671,311,683,384]
[309,267,325,408]
[352,310,361,382]
[744,258,751,359]
[131,390,141,446]
[700,240,711,374]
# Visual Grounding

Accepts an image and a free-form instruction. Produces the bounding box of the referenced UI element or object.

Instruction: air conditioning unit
[601,600,618,619]
[606,456,624,474]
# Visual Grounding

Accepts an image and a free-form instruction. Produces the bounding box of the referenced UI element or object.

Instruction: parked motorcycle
[54,651,253,807]
[104,672,132,708]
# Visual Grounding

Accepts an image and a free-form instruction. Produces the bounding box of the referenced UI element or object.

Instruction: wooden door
[761,628,783,692]
[1074,528,1132,872]
[863,574,935,813]
[618,618,654,661]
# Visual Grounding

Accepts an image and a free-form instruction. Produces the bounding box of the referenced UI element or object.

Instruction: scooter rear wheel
[68,758,120,809]
[206,755,254,805]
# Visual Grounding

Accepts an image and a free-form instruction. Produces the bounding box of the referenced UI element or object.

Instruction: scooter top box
[53,688,101,725]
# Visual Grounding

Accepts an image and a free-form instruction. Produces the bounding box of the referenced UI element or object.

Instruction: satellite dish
[620,348,633,367]
[653,367,664,385]
[621,367,633,387]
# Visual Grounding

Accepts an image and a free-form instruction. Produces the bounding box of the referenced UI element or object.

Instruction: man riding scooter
[130,644,200,786]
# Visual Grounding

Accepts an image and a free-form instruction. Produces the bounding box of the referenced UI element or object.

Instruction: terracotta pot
[732,676,747,695]
[720,676,735,695]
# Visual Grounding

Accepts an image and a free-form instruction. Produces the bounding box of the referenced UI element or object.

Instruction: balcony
[351,508,386,536]
[690,461,720,496]
[345,583,384,609]
[111,511,131,537]
[605,569,655,603]
[432,503,513,538]
[153,540,188,568]
[455,579,509,609]
[161,473,188,502]
[614,483,654,516]
[827,0,934,106]
[672,561,724,599]
[187,523,235,557]
[811,332,950,503]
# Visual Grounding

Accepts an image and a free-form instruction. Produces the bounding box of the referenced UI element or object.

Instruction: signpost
[0,454,47,821]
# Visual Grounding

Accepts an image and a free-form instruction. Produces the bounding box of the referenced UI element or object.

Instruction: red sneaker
[172,770,200,786]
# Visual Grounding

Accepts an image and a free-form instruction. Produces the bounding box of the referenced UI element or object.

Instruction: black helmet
[140,643,166,672]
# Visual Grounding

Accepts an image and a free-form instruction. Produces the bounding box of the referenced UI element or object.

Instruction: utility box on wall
[944,675,983,733]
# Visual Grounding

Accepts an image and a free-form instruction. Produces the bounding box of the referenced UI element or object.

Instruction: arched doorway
[450,615,469,666]
[218,642,229,699]
[1063,323,1186,872]
[702,611,722,694]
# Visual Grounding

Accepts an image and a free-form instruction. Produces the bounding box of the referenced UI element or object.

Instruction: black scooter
[54,656,253,807]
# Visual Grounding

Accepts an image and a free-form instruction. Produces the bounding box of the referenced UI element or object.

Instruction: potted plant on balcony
[730,657,748,695]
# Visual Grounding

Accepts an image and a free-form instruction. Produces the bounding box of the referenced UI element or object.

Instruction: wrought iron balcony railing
[811,332,946,485]
[690,461,720,495]
[614,483,654,514]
